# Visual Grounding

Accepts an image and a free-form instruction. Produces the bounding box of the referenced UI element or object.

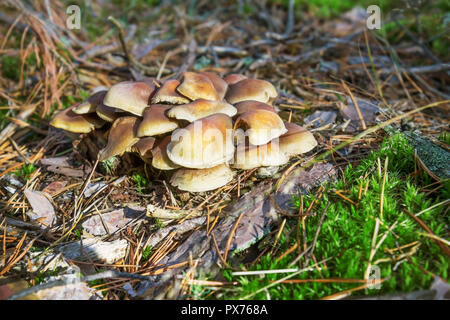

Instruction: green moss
[214,134,449,300]
[14,163,36,181]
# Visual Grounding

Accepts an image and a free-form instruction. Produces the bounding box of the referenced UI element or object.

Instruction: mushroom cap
[167,99,237,122]
[232,141,288,170]
[96,103,119,122]
[223,74,247,86]
[234,109,287,146]
[234,100,276,116]
[170,164,234,192]
[279,122,318,156]
[132,136,156,158]
[225,79,277,104]
[200,72,228,100]
[98,116,141,161]
[167,113,234,169]
[176,72,220,101]
[50,104,105,133]
[103,81,156,116]
[137,104,179,137]
[151,79,190,105]
[151,136,181,170]
[73,90,108,114]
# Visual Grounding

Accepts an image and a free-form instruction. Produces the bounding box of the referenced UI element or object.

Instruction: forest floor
[0,0,448,300]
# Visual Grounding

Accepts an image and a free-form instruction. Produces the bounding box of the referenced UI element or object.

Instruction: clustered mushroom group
[50,72,318,192]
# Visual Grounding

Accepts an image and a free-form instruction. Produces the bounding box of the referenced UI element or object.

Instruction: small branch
[7,270,152,300]
[108,16,169,75]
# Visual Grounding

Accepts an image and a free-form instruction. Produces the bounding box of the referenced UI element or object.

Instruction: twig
[108,16,168,75]
[7,270,153,300]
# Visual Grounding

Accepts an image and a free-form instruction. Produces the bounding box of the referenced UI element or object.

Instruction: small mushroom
[200,72,228,100]
[225,79,277,104]
[137,104,179,137]
[103,81,156,116]
[232,141,288,170]
[98,116,141,161]
[96,103,120,122]
[72,90,108,114]
[279,122,318,156]
[234,100,276,116]
[223,73,247,86]
[167,99,237,122]
[151,136,181,170]
[170,164,234,192]
[151,79,190,105]
[132,136,157,158]
[176,72,220,101]
[50,104,105,133]
[167,113,234,169]
[234,109,287,146]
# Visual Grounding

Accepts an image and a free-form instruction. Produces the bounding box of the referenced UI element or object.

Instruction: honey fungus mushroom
[49,71,317,193]
[50,103,105,133]
[167,113,234,169]
[103,81,156,116]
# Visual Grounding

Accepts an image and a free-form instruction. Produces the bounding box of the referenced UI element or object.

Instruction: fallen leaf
[42,181,68,196]
[23,189,56,228]
[81,207,145,236]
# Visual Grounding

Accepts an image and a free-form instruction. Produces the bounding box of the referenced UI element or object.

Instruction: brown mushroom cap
[151,79,190,105]
[96,103,119,123]
[232,141,288,170]
[225,79,277,104]
[234,109,287,146]
[200,72,228,100]
[167,113,234,169]
[279,122,318,156]
[234,100,276,116]
[151,136,181,170]
[137,104,179,137]
[98,116,141,161]
[103,81,156,116]
[167,99,237,122]
[73,90,108,114]
[176,72,220,101]
[170,164,234,192]
[50,104,105,133]
[132,136,156,158]
[223,74,247,86]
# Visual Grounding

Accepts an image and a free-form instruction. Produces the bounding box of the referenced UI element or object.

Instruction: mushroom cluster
[50,72,317,192]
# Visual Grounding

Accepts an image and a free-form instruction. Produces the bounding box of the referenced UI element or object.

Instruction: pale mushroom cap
[137,104,179,137]
[151,79,190,105]
[151,136,181,170]
[98,116,141,161]
[103,81,155,116]
[235,100,276,116]
[170,164,235,192]
[167,113,235,169]
[225,79,278,104]
[279,122,318,156]
[234,109,287,146]
[96,103,119,122]
[176,72,220,101]
[50,104,105,133]
[223,74,247,86]
[73,90,108,114]
[232,141,288,170]
[167,99,237,122]
[200,72,228,100]
[132,136,156,158]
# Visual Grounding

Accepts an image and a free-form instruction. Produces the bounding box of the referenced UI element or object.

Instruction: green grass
[132,172,149,193]
[14,163,36,181]
[205,133,449,300]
